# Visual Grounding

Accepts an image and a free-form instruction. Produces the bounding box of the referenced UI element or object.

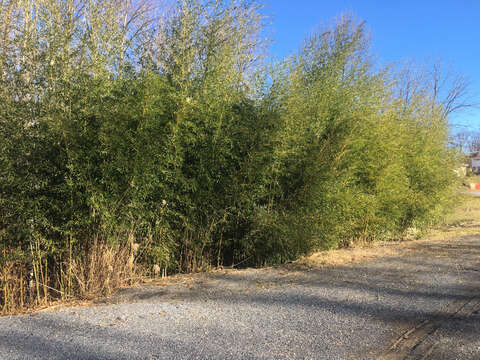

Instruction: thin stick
[20,266,24,309]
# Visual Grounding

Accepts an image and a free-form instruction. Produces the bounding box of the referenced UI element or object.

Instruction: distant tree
[452,130,480,154]
[394,60,476,123]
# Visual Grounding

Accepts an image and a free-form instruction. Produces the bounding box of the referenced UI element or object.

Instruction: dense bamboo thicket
[1,0,459,313]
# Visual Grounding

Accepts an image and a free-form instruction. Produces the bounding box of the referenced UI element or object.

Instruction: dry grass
[446,194,480,225]
[293,194,480,269]
[1,241,54,315]
[1,238,142,316]
[427,194,480,240]
[1,261,28,314]
[70,238,142,299]
[291,242,402,270]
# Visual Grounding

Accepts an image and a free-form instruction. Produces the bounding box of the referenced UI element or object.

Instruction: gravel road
[1,234,479,359]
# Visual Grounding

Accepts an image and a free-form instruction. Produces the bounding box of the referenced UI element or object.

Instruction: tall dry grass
[1,239,141,315]
[70,237,141,299]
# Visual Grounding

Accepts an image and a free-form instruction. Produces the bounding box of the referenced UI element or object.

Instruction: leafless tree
[394,60,477,123]
[429,61,477,120]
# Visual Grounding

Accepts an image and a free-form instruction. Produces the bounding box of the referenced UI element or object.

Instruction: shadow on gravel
[106,272,480,334]
[105,237,480,328]
[2,280,479,360]
[118,268,478,303]
[0,317,205,360]
[3,236,479,359]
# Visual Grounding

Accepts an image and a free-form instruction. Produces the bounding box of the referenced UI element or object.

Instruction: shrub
[0,1,460,313]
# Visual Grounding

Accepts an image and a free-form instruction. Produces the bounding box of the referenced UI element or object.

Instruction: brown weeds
[1,237,142,316]
[70,237,141,299]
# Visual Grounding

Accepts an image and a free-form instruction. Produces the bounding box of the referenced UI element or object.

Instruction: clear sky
[263,0,480,132]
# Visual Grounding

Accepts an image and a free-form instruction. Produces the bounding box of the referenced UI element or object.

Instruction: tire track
[379,296,480,360]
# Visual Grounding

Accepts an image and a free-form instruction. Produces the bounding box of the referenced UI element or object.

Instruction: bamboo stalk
[43,258,48,302]
[19,267,24,309]
[2,268,7,313]
[37,239,47,304]
[31,243,41,306]
[34,262,40,306]
[4,283,8,313]
[68,234,73,297]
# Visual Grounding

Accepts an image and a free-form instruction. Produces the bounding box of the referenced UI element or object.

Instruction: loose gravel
[1,235,479,360]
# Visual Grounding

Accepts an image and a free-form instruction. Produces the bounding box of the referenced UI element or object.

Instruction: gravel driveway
[1,234,479,360]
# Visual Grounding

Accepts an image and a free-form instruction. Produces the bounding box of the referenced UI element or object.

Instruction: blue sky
[263,0,480,132]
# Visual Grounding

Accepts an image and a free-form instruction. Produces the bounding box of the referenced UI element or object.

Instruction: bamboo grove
[1,0,459,313]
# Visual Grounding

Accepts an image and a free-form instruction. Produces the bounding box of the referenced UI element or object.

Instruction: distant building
[470,152,480,173]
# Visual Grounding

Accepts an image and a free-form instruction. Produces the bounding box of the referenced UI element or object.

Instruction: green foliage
[0,1,460,311]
